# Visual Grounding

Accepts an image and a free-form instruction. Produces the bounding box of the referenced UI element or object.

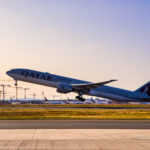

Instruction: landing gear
[76,91,86,101]
[14,80,18,86]
[76,96,85,101]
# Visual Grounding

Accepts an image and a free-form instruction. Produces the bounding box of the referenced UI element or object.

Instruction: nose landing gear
[15,80,18,86]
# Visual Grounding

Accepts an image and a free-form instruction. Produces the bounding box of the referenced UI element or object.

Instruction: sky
[0,0,150,99]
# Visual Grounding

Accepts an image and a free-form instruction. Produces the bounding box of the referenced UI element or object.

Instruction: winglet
[103,79,118,84]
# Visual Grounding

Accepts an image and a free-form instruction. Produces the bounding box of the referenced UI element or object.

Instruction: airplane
[6,68,150,102]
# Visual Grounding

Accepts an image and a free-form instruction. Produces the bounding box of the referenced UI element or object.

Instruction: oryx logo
[140,84,150,96]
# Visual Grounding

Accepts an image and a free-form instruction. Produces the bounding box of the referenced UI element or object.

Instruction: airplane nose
[6,70,11,75]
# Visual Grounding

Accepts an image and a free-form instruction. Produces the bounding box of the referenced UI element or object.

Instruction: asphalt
[0,120,150,129]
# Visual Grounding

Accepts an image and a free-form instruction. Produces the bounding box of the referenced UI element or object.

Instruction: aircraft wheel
[76,96,85,101]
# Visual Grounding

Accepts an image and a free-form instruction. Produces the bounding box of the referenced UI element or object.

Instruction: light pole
[23,88,30,101]
[12,86,22,102]
[11,85,23,102]
[30,94,36,101]
[41,91,45,100]
[0,91,2,102]
[16,86,22,101]
[0,84,11,102]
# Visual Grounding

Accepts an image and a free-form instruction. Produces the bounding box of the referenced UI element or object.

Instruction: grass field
[1,104,150,108]
[0,107,150,120]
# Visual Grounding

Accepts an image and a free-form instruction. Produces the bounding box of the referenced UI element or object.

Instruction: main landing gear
[76,92,86,101]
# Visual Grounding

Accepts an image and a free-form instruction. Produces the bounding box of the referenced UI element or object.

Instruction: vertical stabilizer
[135,81,150,96]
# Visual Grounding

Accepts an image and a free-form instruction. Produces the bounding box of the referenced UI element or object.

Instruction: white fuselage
[6,69,147,102]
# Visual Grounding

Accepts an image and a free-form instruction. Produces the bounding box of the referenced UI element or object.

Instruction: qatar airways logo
[140,84,150,96]
[22,71,52,81]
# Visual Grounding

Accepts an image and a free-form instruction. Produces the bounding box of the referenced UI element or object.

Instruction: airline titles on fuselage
[21,71,71,83]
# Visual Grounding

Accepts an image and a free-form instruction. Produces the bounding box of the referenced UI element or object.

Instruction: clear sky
[0,0,150,99]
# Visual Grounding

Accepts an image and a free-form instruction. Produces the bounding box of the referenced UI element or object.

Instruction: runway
[0,129,150,150]
[0,120,150,149]
[0,120,150,129]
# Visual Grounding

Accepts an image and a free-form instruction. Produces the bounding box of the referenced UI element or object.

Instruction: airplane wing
[71,80,117,92]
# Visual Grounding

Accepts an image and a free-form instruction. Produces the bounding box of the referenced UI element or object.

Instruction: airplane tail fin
[135,81,150,97]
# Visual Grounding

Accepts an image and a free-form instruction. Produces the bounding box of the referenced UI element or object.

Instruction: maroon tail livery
[136,82,150,96]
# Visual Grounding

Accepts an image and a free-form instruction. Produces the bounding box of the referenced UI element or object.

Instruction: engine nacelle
[57,83,72,94]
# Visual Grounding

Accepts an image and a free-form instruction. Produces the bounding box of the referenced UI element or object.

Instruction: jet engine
[57,83,73,94]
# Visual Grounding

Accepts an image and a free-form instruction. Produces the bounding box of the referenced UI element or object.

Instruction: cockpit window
[10,69,21,74]
[10,69,15,73]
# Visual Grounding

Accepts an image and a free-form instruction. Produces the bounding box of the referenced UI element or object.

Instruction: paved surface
[0,129,150,150]
[0,120,150,129]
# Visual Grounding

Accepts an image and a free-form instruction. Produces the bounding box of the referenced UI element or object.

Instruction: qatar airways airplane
[6,68,150,102]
